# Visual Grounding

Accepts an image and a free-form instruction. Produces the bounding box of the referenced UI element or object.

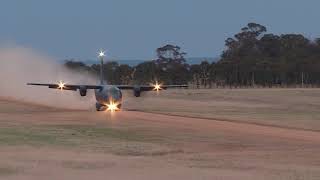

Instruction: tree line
[65,23,320,88]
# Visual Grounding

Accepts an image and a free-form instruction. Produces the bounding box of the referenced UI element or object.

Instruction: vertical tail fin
[98,50,105,85]
[100,57,104,84]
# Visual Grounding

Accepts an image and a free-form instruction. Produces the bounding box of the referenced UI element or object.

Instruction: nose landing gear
[96,103,122,111]
[96,103,106,111]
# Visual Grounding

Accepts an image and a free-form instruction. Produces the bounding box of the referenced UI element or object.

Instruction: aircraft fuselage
[94,85,122,110]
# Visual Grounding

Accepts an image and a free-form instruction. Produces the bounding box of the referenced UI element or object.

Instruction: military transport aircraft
[27,50,188,111]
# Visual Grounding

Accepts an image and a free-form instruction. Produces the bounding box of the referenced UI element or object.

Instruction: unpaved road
[0,96,320,180]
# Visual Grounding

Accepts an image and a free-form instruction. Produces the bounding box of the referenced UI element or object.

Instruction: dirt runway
[0,96,320,180]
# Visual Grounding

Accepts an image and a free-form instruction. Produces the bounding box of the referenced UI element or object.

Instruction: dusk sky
[1,0,319,60]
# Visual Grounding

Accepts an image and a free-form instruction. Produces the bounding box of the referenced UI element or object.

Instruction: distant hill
[60,57,219,66]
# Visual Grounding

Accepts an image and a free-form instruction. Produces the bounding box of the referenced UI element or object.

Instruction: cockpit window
[109,87,121,98]
[119,90,122,98]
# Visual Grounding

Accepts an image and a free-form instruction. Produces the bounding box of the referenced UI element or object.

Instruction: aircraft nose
[108,95,121,102]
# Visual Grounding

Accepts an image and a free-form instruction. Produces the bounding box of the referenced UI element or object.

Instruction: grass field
[124,88,320,131]
[0,88,320,179]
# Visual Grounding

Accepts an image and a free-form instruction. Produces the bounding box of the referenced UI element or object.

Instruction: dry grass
[1,88,320,179]
[124,88,320,131]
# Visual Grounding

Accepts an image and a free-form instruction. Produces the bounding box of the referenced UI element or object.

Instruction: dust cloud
[0,45,98,110]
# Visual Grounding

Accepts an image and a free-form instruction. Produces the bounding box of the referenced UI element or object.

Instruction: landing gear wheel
[96,103,106,111]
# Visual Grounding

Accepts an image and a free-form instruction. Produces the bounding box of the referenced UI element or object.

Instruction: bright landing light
[153,82,162,91]
[58,80,66,90]
[106,101,119,112]
[98,50,105,58]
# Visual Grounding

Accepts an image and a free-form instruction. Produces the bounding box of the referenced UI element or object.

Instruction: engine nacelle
[79,86,87,96]
[133,86,141,97]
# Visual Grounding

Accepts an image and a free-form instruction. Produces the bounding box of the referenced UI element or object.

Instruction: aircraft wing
[116,84,188,91]
[27,83,102,91]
